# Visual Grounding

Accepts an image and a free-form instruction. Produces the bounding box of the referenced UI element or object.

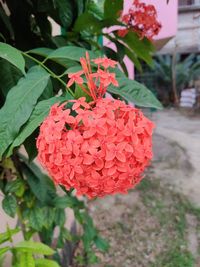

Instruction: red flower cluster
[37,98,154,198]
[37,53,154,198]
[118,0,161,40]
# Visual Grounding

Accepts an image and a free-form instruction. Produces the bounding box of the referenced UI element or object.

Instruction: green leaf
[0,247,10,257]
[53,195,84,209]
[47,46,96,62]
[117,31,154,65]
[54,209,66,227]
[73,12,102,33]
[87,1,103,19]
[74,0,85,16]
[124,47,142,72]
[28,207,44,231]
[7,93,72,156]
[23,131,38,161]
[0,228,20,245]
[63,228,73,241]
[108,69,162,109]
[5,179,25,197]
[22,165,54,204]
[104,0,123,19]
[75,84,92,102]
[0,42,25,74]
[19,252,35,267]
[43,207,55,229]
[0,59,23,98]
[35,258,60,267]
[94,236,109,252]
[55,0,73,29]
[20,154,56,204]
[15,241,55,255]
[28,48,53,58]
[0,67,50,158]
[40,78,53,100]
[2,195,17,218]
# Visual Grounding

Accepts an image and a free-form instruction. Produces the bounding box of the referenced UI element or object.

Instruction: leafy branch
[22,52,75,97]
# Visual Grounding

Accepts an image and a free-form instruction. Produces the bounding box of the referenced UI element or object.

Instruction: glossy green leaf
[74,0,85,16]
[2,195,17,218]
[88,1,103,19]
[108,69,162,109]
[55,0,73,29]
[19,252,35,267]
[22,162,55,205]
[28,48,53,57]
[28,207,44,231]
[73,12,102,33]
[53,195,84,209]
[35,258,60,267]
[40,79,53,100]
[61,228,72,242]
[7,93,71,156]
[0,67,50,158]
[43,207,55,229]
[104,0,123,19]
[0,59,23,97]
[53,196,75,209]
[23,131,38,161]
[5,178,25,197]
[15,241,55,255]
[0,228,20,245]
[47,46,96,62]
[0,42,25,74]
[54,209,66,227]
[75,84,92,102]
[117,31,155,65]
[124,47,142,72]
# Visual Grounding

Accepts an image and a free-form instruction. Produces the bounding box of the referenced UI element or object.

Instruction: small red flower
[93,57,118,69]
[118,0,162,40]
[67,70,84,87]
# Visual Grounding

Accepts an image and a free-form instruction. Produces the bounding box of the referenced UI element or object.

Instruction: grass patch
[137,178,199,267]
[152,248,195,267]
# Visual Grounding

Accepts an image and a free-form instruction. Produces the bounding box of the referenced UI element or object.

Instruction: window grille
[179,0,200,6]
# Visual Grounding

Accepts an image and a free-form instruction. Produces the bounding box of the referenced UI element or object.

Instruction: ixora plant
[0,0,162,266]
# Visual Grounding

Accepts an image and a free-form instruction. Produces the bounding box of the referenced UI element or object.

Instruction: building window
[179,0,200,6]
[179,0,194,6]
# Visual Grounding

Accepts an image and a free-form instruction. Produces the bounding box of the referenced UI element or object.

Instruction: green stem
[22,52,75,97]
[16,208,27,240]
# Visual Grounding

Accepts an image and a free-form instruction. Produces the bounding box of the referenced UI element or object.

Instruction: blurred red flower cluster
[37,53,154,198]
[118,0,162,40]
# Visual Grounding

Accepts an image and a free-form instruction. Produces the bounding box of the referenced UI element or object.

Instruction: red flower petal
[116,151,126,162]
[105,150,115,161]
[83,154,94,165]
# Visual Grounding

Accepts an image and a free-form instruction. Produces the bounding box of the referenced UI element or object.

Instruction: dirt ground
[88,109,200,267]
